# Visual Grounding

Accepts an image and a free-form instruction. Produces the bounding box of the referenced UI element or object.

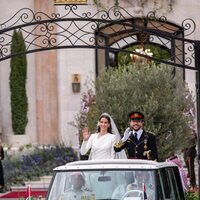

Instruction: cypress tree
[10,30,28,135]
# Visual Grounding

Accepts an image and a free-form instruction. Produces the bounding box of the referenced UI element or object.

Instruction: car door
[157,167,185,200]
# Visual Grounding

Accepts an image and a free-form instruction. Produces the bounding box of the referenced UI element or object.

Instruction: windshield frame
[47,168,157,200]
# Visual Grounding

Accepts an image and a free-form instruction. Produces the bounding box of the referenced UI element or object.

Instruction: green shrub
[2,145,78,188]
[185,192,198,200]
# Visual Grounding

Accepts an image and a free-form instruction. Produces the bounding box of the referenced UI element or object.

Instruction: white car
[46,159,185,200]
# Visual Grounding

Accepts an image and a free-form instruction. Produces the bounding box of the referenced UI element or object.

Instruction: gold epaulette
[114,140,124,148]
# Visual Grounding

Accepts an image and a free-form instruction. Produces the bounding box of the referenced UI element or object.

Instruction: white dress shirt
[133,129,143,140]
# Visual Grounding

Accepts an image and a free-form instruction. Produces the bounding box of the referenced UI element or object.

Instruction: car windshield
[47,170,156,200]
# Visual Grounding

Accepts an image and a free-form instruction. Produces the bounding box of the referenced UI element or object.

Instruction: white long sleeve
[80,134,94,155]
[80,133,116,160]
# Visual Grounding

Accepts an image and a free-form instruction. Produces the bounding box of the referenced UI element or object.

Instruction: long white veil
[101,113,127,159]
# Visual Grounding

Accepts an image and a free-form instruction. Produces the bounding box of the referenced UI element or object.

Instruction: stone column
[34,0,59,144]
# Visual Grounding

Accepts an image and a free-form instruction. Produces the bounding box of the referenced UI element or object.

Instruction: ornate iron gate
[0,5,200,191]
[0,6,197,69]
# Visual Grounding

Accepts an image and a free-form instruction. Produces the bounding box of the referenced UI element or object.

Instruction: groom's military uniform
[114,111,158,160]
[114,130,157,160]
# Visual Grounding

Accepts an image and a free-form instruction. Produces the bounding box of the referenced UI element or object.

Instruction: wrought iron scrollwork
[0,5,197,70]
[182,18,196,36]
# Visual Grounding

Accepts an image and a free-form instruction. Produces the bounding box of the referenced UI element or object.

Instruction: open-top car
[46,159,185,200]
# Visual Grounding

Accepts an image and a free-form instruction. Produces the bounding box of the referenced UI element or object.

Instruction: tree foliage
[93,0,175,12]
[86,63,195,160]
[10,30,28,134]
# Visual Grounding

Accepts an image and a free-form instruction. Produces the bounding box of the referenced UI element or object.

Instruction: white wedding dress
[80,113,127,160]
[80,133,116,159]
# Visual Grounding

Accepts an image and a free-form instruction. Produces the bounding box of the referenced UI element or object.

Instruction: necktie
[134,132,138,140]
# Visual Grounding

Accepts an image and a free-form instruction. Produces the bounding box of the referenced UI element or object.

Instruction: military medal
[144,138,147,150]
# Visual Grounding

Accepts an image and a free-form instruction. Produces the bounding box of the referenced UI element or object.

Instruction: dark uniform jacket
[114,130,158,160]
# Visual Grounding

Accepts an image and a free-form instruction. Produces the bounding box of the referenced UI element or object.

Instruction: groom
[114,111,158,160]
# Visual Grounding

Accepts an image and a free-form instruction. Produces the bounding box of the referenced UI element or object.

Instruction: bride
[80,113,127,160]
